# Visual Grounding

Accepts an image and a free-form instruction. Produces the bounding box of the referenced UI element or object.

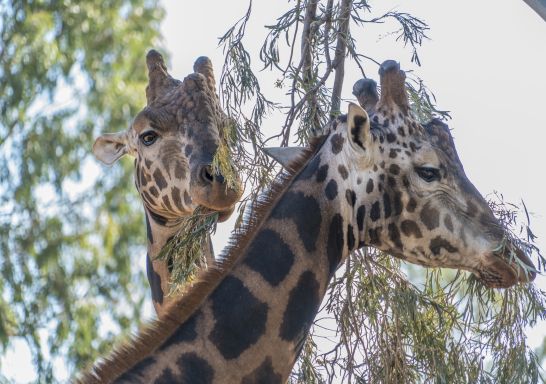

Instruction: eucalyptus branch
[260,1,304,73]
[322,0,334,69]
[330,0,352,116]
[365,11,429,65]
[300,0,321,138]
[217,0,279,222]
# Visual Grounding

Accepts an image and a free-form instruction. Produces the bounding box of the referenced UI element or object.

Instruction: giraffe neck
[107,140,357,383]
[144,210,181,313]
[144,209,214,316]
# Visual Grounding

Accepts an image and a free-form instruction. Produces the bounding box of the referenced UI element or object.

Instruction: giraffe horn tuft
[193,56,218,100]
[193,56,214,82]
[377,60,409,113]
[145,49,180,105]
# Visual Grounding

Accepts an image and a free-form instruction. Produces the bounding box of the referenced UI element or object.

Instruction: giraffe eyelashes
[415,166,441,182]
[140,131,159,146]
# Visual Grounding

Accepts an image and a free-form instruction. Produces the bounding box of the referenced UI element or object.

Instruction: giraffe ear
[352,78,378,115]
[93,131,130,165]
[263,147,306,169]
[347,102,371,151]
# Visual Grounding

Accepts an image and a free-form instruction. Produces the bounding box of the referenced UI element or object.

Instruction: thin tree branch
[330,0,352,117]
[301,0,321,135]
[301,0,318,85]
[323,0,334,69]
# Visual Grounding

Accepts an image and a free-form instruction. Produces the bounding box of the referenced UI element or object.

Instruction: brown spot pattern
[420,202,439,230]
[401,220,423,238]
[153,169,168,190]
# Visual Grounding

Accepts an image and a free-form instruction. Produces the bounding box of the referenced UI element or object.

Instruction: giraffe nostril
[201,166,214,184]
[200,165,227,185]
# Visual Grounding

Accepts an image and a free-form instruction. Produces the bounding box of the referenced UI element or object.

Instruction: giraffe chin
[216,205,236,222]
[198,204,236,223]
[190,181,242,223]
[478,247,536,288]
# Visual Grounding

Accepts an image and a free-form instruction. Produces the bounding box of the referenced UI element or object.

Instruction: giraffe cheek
[153,168,168,190]
[387,223,403,250]
[170,186,188,213]
[420,202,440,230]
[400,219,423,239]
[137,167,148,187]
[174,162,187,180]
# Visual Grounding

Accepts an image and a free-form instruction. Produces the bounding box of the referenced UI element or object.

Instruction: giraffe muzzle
[480,243,536,288]
[191,164,242,221]
[508,245,537,283]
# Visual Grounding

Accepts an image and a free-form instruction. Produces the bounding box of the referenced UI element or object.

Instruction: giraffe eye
[415,166,441,182]
[140,131,158,146]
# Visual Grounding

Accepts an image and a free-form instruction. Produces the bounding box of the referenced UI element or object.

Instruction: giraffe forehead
[132,114,149,133]
[368,117,445,169]
[405,142,439,166]
[132,109,171,134]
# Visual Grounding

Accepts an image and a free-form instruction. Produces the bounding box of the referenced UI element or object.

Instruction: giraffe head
[93,50,241,222]
[274,60,536,288]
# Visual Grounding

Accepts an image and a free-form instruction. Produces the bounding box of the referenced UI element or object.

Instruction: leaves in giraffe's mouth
[158,118,242,293]
[487,194,540,284]
[211,118,241,193]
[156,206,219,293]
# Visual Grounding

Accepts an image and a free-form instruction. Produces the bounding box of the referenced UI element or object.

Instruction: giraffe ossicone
[81,59,535,384]
[93,50,242,317]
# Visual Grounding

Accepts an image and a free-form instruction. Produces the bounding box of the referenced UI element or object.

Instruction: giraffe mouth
[216,205,236,222]
[198,204,236,223]
[478,244,536,288]
[190,176,242,223]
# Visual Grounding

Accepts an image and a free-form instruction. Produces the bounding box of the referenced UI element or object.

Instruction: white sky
[3,0,545,382]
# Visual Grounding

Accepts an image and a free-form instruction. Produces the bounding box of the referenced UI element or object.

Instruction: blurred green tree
[0,1,164,381]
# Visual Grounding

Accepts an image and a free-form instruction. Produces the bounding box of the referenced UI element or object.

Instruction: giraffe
[93,50,242,317]
[80,60,536,383]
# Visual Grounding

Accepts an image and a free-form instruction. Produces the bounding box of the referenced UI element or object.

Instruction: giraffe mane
[76,136,327,384]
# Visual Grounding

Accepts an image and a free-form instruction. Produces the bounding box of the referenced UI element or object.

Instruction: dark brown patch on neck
[241,357,282,384]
